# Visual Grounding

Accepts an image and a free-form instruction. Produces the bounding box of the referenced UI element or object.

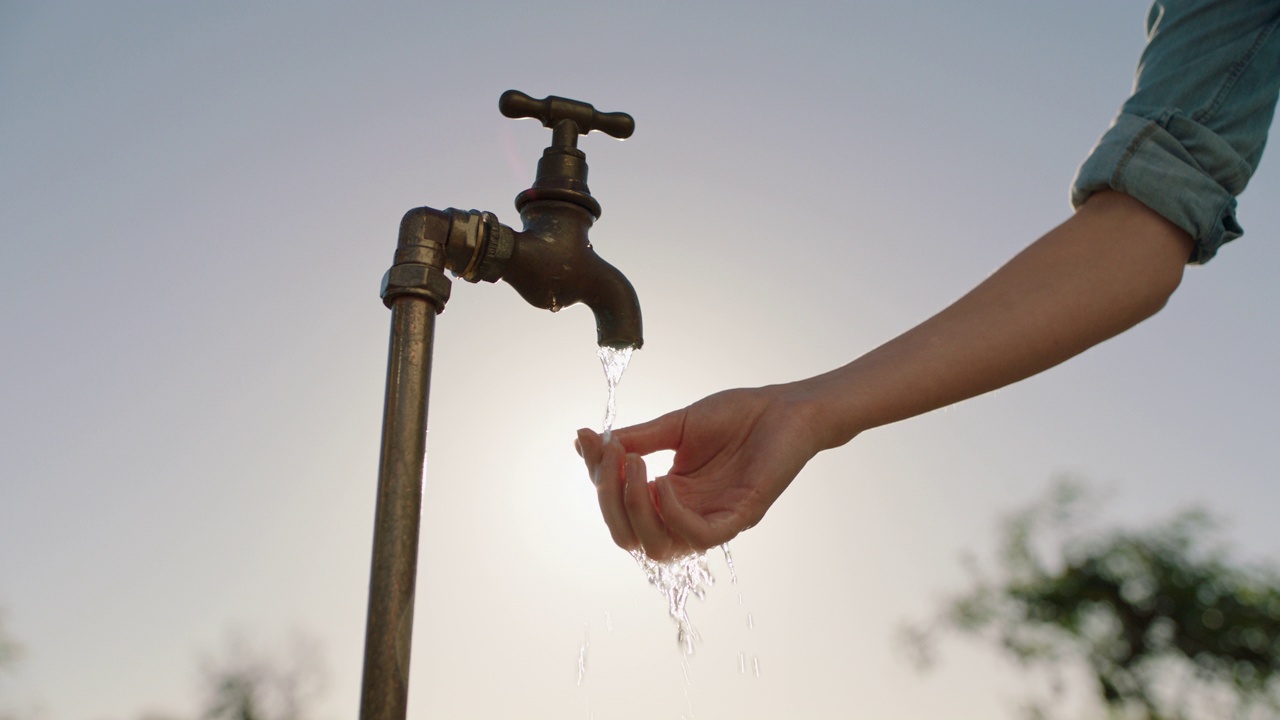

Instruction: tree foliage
[0,605,326,720]
[906,482,1280,720]
[0,618,15,673]
[0,609,25,720]
[197,632,326,720]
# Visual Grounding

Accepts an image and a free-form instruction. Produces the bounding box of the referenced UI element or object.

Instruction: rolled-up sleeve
[1071,0,1280,264]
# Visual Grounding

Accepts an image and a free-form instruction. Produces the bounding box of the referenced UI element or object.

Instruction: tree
[0,610,16,673]
[196,632,327,720]
[0,609,25,720]
[904,481,1280,720]
[0,606,327,720]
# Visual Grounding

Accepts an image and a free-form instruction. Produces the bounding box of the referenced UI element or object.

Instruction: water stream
[630,548,716,655]
[597,345,633,440]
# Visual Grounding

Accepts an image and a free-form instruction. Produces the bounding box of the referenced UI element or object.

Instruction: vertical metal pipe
[360,295,437,720]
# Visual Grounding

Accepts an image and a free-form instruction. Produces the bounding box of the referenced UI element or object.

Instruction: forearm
[800,191,1195,450]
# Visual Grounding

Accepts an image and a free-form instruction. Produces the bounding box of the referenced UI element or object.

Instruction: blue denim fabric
[1072,0,1280,263]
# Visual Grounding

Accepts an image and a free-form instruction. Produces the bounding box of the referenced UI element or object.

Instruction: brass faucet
[385,90,643,349]
[361,91,642,720]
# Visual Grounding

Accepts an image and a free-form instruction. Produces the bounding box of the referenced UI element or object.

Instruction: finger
[610,408,687,456]
[655,476,737,551]
[595,438,638,551]
[622,454,677,561]
[575,428,604,480]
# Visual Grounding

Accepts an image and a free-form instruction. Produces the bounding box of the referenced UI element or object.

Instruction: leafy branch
[905,481,1280,720]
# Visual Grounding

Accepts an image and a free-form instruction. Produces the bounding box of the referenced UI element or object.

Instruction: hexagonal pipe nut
[380,263,452,309]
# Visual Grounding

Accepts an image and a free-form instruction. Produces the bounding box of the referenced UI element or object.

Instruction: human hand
[575,384,823,561]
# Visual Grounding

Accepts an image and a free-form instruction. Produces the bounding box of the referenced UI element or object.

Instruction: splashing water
[597,345,633,440]
[594,346,739,658]
[630,549,714,654]
[630,545,735,655]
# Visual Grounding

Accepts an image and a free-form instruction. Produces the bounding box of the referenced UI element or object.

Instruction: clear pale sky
[2,2,1278,719]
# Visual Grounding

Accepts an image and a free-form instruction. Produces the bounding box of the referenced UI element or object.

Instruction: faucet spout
[500,200,643,349]
[580,253,644,351]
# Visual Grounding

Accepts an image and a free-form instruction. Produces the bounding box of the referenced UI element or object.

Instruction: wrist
[784,367,870,453]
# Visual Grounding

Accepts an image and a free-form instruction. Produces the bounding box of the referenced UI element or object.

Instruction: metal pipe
[359,296,436,720]
[360,209,452,720]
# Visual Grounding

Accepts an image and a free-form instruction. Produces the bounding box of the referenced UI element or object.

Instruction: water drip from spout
[597,345,633,441]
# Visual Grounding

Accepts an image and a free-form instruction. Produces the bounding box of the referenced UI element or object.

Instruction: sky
[2,2,1278,719]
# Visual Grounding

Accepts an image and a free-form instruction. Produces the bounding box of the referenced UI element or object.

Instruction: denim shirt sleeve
[1071,0,1280,264]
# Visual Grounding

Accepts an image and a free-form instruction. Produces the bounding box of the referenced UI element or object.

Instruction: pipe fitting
[397,206,451,252]
[422,208,513,284]
[384,207,453,311]
[380,262,452,310]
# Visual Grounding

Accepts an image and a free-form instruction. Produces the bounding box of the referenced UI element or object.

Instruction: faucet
[360,91,642,720]
[386,90,643,349]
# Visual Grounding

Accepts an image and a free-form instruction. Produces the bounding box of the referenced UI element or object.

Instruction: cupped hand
[575,384,823,561]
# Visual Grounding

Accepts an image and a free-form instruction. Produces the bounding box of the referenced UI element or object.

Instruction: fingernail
[656,478,678,506]
[625,453,644,479]
[573,438,583,457]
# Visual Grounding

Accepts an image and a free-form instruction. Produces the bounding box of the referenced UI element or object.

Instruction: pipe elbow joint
[397,207,452,249]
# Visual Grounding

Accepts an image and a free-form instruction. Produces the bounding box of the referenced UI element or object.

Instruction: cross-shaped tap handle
[499,90,635,143]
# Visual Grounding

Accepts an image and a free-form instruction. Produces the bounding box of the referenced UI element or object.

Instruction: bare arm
[801,189,1195,449]
[577,190,1196,558]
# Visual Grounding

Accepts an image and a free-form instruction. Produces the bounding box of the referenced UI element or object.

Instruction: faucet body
[505,199,642,349]
[384,197,643,349]
[360,92,641,720]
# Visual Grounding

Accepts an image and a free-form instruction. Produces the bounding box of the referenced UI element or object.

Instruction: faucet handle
[499,90,635,142]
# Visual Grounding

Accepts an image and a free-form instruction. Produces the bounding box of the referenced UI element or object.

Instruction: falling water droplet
[752,655,761,677]
[679,655,696,718]
[721,543,738,585]
[576,624,590,686]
